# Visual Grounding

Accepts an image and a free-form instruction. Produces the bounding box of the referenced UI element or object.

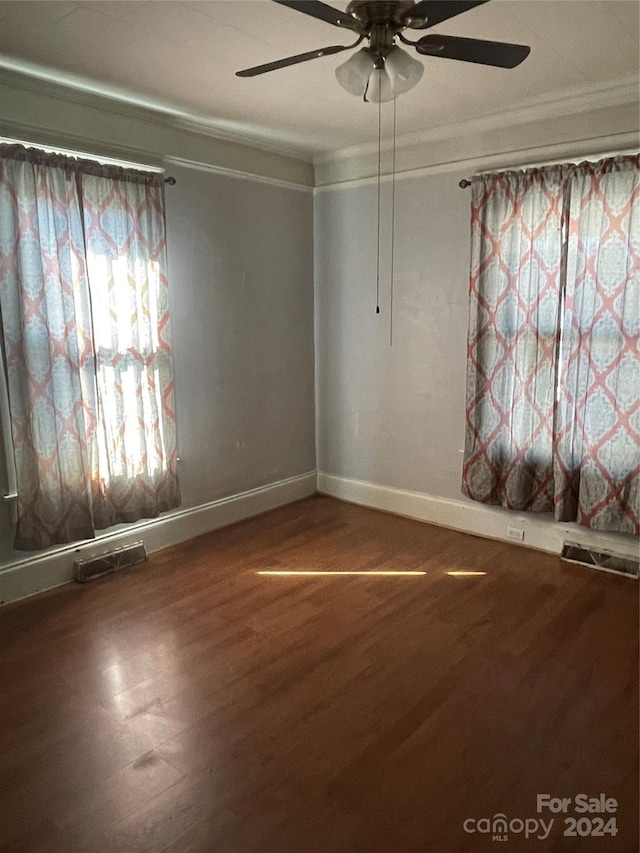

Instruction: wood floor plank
[0,495,637,852]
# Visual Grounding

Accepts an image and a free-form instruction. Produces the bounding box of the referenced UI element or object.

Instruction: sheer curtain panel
[555,156,640,533]
[0,145,180,550]
[463,155,639,535]
[462,166,570,511]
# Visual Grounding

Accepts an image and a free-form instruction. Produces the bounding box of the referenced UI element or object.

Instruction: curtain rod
[1,137,177,184]
[458,148,638,188]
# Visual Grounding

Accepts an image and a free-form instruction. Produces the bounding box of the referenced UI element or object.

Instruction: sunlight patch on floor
[256,570,427,577]
[446,571,487,577]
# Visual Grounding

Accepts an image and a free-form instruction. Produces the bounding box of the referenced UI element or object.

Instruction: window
[463,155,639,535]
[0,143,180,551]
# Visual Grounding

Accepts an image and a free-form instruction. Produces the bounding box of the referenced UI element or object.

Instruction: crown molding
[169,116,311,163]
[165,155,314,193]
[313,133,640,192]
[314,75,640,170]
[0,56,315,163]
[0,60,315,186]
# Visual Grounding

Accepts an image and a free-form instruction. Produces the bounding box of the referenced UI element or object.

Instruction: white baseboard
[5,469,635,605]
[0,471,317,606]
[317,472,639,560]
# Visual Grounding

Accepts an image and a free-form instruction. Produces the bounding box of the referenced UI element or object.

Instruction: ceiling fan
[236,1,531,102]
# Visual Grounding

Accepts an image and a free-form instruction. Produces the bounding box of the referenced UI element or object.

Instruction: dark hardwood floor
[0,495,637,852]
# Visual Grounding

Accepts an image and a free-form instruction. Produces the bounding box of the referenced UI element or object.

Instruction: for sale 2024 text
[537,794,618,839]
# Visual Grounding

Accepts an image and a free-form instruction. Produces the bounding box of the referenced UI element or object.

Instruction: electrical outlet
[507,526,525,542]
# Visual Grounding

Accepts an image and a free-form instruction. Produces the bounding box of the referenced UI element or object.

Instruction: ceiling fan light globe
[384,46,424,94]
[364,67,395,103]
[335,48,375,97]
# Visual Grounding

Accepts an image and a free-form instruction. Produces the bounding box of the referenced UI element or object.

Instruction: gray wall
[0,162,315,566]
[315,170,471,499]
[166,164,315,507]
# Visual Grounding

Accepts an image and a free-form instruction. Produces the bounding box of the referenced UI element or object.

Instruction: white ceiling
[0,0,638,157]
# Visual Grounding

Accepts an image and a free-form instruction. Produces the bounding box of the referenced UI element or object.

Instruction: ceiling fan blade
[272,1,362,31]
[404,1,490,29]
[236,44,355,77]
[415,34,530,68]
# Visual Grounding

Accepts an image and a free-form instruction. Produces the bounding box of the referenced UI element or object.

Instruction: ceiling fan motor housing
[347,1,418,61]
[347,0,419,30]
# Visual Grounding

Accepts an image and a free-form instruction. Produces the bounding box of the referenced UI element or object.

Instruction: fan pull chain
[389,94,397,346]
[375,95,382,315]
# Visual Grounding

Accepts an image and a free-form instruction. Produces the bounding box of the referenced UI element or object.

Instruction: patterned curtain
[82,172,180,530]
[0,145,180,550]
[463,155,640,535]
[555,156,640,533]
[0,152,97,548]
[462,166,570,511]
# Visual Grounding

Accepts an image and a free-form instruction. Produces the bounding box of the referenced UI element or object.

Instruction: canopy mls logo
[463,814,554,841]
[463,794,620,842]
